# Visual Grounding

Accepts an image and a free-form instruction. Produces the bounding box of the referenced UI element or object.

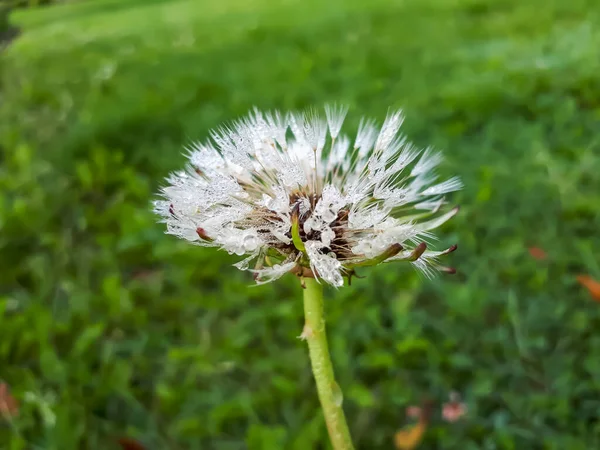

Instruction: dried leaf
[0,382,19,418]
[118,437,147,450]
[576,275,600,301]
[528,247,547,260]
[394,421,426,450]
[395,400,432,449]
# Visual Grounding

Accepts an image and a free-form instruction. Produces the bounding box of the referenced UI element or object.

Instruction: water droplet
[303,217,314,234]
[243,234,259,252]
[322,208,337,223]
[332,381,343,407]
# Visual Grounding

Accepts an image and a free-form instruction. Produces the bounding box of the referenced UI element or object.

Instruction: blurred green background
[1,0,600,448]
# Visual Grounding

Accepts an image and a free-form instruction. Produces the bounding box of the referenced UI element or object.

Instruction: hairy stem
[302,279,355,450]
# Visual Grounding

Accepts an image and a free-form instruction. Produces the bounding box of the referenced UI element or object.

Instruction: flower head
[154,106,460,287]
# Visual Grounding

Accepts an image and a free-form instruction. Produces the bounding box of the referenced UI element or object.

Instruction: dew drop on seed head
[332,381,343,407]
[303,217,314,234]
[321,208,337,223]
[243,234,259,252]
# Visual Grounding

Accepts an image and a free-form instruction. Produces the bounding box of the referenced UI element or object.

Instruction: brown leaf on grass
[395,400,433,450]
[118,437,147,450]
[394,421,426,450]
[528,247,547,260]
[577,275,600,302]
[0,382,19,418]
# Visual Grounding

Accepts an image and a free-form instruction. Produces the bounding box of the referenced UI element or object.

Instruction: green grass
[2,0,600,448]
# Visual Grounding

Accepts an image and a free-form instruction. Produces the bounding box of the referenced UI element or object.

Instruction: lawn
[1,0,600,448]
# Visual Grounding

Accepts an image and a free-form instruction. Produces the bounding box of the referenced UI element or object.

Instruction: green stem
[302,279,355,450]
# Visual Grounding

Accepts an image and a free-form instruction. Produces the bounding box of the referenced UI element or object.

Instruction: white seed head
[154,106,461,287]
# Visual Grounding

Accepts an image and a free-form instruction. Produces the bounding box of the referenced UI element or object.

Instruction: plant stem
[302,278,355,450]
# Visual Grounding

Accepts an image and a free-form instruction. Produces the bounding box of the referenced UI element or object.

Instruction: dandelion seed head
[154,106,460,286]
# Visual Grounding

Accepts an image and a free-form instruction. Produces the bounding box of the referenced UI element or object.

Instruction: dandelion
[154,106,461,449]
[155,106,460,287]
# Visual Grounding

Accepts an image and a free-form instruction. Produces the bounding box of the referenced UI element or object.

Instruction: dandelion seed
[325,103,349,139]
[155,106,460,287]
